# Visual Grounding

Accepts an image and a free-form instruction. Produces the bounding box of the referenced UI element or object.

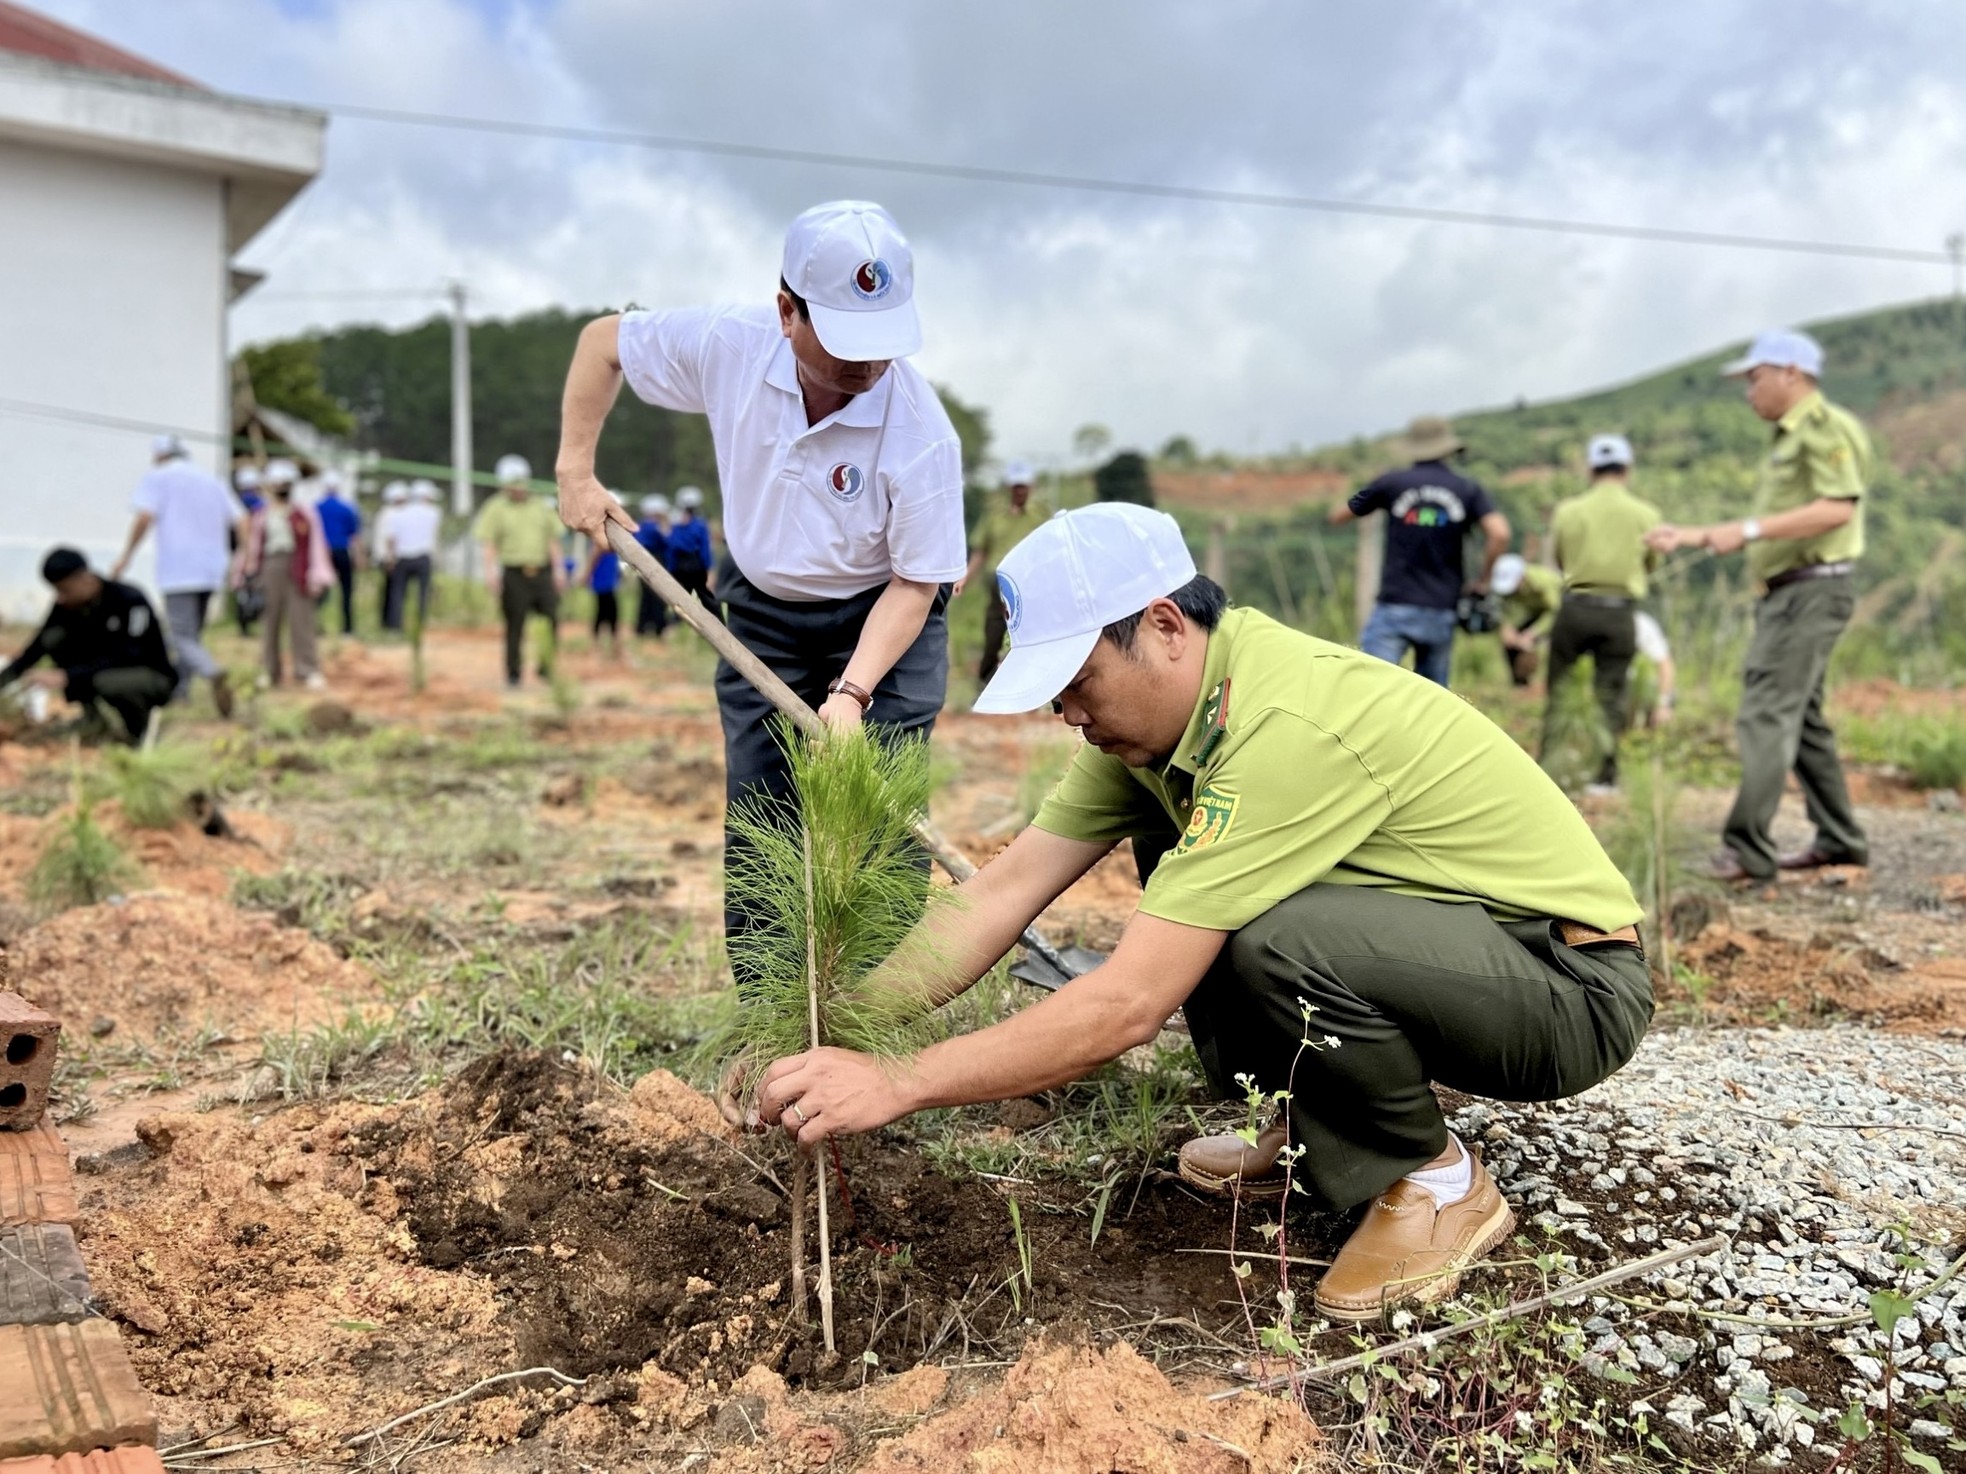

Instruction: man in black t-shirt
[0,548,177,743]
[1329,416,1510,688]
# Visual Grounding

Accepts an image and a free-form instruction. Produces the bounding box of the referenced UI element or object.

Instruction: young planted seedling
[719,723,954,1351]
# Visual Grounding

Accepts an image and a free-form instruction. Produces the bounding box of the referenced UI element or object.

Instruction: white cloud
[32,0,1966,463]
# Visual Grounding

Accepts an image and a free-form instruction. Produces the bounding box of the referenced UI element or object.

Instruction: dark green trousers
[1181,885,1653,1212]
[1723,575,1867,879]
[1543,598,1636,786]
[499,565,559,684]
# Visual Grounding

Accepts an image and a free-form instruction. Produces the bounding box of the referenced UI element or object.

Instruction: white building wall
[0,134,226,620]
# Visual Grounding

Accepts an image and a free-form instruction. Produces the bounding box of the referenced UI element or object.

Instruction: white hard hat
[263,458,299,486]
[639,494,670,515]
[674,485,704,510]
[151,433,187,460]
[1587,434,1635,472]
[234,465,262,491]
[1003,460,1036,487]
[410,478,441,503]
[494,453,533,487]
[1491,553,1528,597]
[319,468,344,492]
[382,480,410,504]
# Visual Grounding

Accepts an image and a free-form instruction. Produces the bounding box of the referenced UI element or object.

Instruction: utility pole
[1353,511,1383,634]
[1947,233,1964,301]
[449,279,473,519]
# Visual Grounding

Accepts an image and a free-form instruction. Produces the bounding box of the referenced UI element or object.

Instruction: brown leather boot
[1313,1152,1515,1323]
[1176,1119,1290,1199]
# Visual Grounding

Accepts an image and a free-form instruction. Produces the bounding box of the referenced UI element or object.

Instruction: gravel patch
[1450,1025,1966,1463]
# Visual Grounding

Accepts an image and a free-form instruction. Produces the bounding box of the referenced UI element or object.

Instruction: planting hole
[5,1034,37,1065]
[0,1084,25,1109]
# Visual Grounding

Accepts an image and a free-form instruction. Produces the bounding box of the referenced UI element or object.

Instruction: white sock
[1403,1134,1473,1209]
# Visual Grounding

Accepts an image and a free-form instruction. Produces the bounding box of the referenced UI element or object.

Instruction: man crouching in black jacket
[1,548,177,744]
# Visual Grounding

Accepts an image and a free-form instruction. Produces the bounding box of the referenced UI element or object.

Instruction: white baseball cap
[1587,434,1634,471]
[639,493,670,515]
[263,458,299,486]
[1722,328,1823,378]
[974,504,1198,716]
[1490,553,1527,597]
[1003,460,1037,488]
[781,201,921,362]
[410,478,440,502]
[234,465,262,491]
[151,433,187,459]
[382,480,409,504]
[675,486,704,510]
[495,453,533,486]
[319,468,344,492]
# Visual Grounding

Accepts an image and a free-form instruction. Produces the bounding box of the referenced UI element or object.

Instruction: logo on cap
[997,571,1022,636]
[828,463,866,503]
[852,259,894,301]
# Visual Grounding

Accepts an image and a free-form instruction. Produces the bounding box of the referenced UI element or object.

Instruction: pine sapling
[719,724,956,1350]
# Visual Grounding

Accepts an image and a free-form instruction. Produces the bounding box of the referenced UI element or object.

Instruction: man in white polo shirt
[554,201,966,979]
[110,433,245,717]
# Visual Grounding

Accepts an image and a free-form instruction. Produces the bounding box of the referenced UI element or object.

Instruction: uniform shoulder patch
[1176,784,1239,853]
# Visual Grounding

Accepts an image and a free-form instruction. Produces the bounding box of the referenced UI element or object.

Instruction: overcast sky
[39,0,1966,466]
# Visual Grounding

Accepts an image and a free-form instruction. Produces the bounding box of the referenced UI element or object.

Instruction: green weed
[27,790,142,915]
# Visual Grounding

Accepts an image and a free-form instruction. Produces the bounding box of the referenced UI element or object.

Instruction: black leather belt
[1565,592,1636,609]
[1764,561,1854,593]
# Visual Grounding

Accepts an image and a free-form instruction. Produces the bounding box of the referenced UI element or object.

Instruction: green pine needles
[720,723,951,1069]
[716,722,957,1351]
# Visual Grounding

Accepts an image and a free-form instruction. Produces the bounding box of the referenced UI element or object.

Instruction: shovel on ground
[605,523,1102,994]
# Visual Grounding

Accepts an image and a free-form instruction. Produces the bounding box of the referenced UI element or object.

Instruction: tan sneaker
[1313,1153,1515,1323]
[1176,1119,1291,1199]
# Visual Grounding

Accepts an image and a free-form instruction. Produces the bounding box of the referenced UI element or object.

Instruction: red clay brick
[0,1449,165,1474]
[0,1121,78,1229]
[0,995,58,1133]
[0,1321,156,1457]
[0,1223,92,1326]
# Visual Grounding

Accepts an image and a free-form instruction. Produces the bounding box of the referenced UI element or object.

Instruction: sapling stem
[804,824,837,1353]
[789,1147,809,1322]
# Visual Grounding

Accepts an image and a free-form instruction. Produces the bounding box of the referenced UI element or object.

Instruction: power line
[279,97,1953,267]
[0,394,223,442]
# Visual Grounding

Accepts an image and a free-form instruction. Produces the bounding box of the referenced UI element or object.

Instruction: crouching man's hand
[755,1047,917,1146]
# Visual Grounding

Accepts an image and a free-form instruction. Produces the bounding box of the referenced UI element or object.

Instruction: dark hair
[778,277,811,323]
[1100,575,1228,652]
[1590,463,1629,480]
[41,547,88,584]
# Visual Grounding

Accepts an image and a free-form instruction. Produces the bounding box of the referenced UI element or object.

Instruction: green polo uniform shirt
[973,498,1043,574]
[474,495,564,569]
[1551,480,1662,598]
[1748,390,1870,584]
[1502,564,1564,634]
[1031,608,1642,934]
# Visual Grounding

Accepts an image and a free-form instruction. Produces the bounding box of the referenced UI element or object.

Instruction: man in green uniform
[736,503,1652,1322]
[1543,435,1662,794]
[963,460,1042,682]
[1490,553,1564,686]
[1648,330,1869,882]
[474,453,567,689]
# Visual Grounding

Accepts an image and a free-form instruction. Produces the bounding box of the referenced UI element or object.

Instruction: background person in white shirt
[371,482,409,630]
[383,479,443,632]
[554,200,966,984]
[110,433,245,717]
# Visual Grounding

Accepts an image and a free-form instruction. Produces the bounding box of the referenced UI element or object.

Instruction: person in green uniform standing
[1542,435,1661,794]
[1490,553,1564,687]
[730,503,1652,1323]
[1648,330,1869,883]
[474,453,567,689]
[963,460,1042,682]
